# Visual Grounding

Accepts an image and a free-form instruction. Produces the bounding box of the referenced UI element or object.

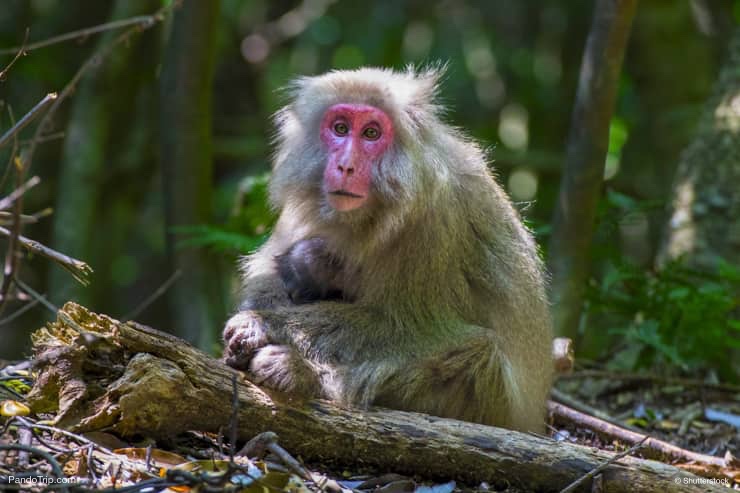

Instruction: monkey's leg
[248,344,324,397]
[372,331,547,432]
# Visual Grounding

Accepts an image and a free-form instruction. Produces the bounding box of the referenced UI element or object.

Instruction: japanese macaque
[275,237,345,304]
[223,67,553,432]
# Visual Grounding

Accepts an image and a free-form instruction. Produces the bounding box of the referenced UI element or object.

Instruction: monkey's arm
[223,302,390,400]
[224,304,544,430]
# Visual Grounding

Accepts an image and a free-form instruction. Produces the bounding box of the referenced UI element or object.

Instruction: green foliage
[604,116,628,179]
[174,174,275,254]
[587,194,740,380]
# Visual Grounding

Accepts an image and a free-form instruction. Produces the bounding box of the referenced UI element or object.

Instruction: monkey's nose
[337,164,355,176]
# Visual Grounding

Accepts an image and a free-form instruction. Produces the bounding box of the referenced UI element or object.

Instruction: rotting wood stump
[26,303,722,492]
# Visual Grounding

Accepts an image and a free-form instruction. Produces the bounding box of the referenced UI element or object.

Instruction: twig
[0,296,40,326]
[19,131,65,145]
[559,437,648,493]
[0,225,92,285]
[238,431,311,481]
[0,211,41,224]
[0,28,28,79]
[15,280,96,338]
[549,401,726,467]
[560,369,740,394]
[122,269,181,321]
[0,175,40,210]
[14,278,58,315]
[13,417,114,456]
[17,427,33,467]
[0,138,29,313]
[0,105,18,197]
[551,387,642,432]
[0,16,160,55]
[0,93,57,149]
[0,444,68,493]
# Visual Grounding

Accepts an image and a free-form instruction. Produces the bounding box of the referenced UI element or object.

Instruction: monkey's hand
[249,344,321,397]
[222,311,270,370]
[223,311,322,398]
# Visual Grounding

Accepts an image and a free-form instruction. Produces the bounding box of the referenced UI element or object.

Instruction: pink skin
[320,103,394,212]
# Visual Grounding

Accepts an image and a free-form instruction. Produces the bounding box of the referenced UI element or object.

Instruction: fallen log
[26,303,723,492]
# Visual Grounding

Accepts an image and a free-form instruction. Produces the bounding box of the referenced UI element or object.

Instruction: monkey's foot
[249,344,321,397]
[222,311,269,370]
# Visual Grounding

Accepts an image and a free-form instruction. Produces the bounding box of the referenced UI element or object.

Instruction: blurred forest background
[0,0,739,382]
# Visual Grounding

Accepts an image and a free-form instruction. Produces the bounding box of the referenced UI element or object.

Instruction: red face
[320,103,394,212]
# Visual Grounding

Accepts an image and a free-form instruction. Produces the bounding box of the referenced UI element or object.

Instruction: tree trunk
[159,0,223,348]
[616,1,718,263]
[547,0,638,341]
[49,0,161,307]
[659,27,740,270]
[27,303,722,493]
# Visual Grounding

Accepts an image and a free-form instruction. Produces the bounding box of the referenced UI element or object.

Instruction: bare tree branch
[0,16,161,55]
[122,269,182,321]
[0,28,28,79]
[0,175,40,211]
[0,93,57,149]
[0,226,93,285]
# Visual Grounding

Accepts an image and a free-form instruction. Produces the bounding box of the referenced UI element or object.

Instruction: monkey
[223,67,553,432]
[275,237,345,304]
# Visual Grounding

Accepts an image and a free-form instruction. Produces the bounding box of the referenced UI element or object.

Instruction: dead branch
[122,269,181,321]
[26,303,723,493]
[0,28,28,80]
[0,93,57,149]
[551,387,643,432]
[0,16,162,55]
[559,437,648,493]
[0,175,40,210]
[0,226,92,285]
[549,401,726,467]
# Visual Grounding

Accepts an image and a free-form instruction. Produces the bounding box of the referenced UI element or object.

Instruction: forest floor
[555,375,739,458]
[553,374,739,486]
[1,358,738,492]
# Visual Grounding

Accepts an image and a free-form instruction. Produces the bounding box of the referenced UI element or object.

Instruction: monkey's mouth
[329,190,364,198]
[327,190,367,211]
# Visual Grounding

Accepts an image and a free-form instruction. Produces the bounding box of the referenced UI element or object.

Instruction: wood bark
[26,303,723,493]
[547,0,638,341]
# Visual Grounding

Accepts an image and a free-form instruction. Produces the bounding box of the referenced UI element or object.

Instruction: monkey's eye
[333,122,349,136]
[362,127,380,141]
